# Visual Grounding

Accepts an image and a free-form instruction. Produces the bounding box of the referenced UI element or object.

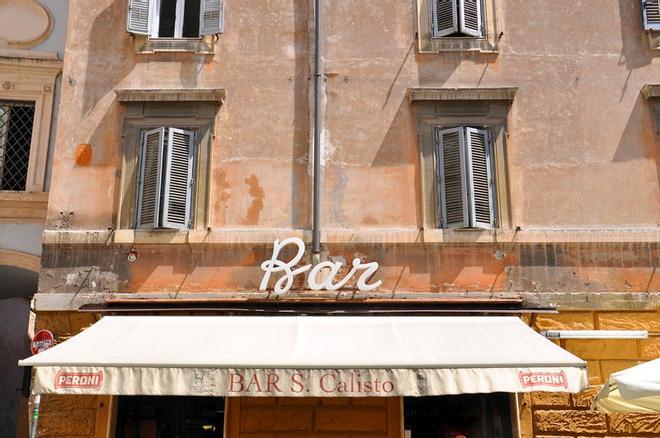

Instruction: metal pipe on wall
[312,0,322,256]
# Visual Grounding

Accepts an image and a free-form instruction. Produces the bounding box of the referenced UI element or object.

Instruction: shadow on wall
[614,94,657,162]
[415,50,498,86]
[292,0,311,228]
[614,93,660,196]
[82,0,135,117]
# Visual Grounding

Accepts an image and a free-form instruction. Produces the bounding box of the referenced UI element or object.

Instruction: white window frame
[151,0,192,39]
[127,0,224,39]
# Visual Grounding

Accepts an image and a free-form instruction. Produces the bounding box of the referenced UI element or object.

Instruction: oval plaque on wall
[0,0,52,48]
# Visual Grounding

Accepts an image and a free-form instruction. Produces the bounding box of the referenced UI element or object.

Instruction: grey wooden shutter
[436,127,469,228]
[431,0,458,37]
[127,0,151,35]
[460,0,483,37]
[136,128,164,229]
[162,128,196,229]
[465,127,495,229]
[642,0,660,30]
[200,0,224,35]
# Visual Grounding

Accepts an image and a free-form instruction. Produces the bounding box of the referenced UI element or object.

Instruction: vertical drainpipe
[311,0,322,259]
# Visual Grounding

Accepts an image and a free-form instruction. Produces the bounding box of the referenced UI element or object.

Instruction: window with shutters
[642,0,660,49]
[116,98,220,231]
[417,0,498,52]
[431,0,483,38]
[135,127,197,230]
[127,0,223,53]
[642,0,660,31]
[435,126,495,229]
[412,92,515,234]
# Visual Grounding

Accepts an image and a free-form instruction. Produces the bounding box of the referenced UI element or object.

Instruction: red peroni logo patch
[54,371,103,390]
[519,371,567,388]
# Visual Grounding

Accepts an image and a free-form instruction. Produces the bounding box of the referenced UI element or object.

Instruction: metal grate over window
[0,101,35,191]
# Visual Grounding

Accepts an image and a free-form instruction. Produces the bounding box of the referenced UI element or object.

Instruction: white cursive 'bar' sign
[259,237,382,295]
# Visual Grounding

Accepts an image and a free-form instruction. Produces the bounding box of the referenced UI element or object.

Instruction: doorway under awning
[19,315,588,396]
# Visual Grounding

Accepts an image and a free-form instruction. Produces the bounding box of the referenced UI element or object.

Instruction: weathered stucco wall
[47,0,659,230]
[38,240,659,298]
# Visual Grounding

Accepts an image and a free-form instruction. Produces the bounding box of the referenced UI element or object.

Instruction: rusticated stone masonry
[521,311,660,437]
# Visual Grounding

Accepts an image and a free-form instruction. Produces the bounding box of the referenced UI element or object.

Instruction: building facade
[26,0,659,437]
[0,0,68,436]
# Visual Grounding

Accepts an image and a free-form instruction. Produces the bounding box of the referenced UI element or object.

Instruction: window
[404,394,513,438]
[115,396,225,437]
[435,126,495,229]
[642,0,660,30]
[417,0,496,52]
[431,0,483,38]
[116,91,223,231]
[136,127,196,230]
[127,0,223,38]
[0,101,35,191]
[411,88,515,232]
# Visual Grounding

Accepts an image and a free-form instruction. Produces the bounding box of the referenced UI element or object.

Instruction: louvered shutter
[642,0,660,30]
[460,0,483,37]
[436,127,469,228]
[127,0,151,35]
[136,128,164,229]
[162,128,196,230]
[431,0,458,37]
[465,127,495,229]
[200,0,224,35]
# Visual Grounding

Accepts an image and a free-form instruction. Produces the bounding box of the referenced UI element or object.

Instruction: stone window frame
[417,0,499,53]
[642,84,660,131]
[115,89,224,230]
[0,55,61,193]
[411,88,515,239]
[0,55,61,223]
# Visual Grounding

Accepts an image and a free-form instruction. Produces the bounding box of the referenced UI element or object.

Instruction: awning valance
[20,316,587,396]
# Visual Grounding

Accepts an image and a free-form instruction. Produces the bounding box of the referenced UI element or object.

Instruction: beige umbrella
[592,358,660,413]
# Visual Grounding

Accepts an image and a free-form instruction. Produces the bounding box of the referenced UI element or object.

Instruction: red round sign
[31,330,54,355]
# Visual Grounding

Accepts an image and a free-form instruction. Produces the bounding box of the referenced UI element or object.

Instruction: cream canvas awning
[592,358,660,413]
[20,316,588,396]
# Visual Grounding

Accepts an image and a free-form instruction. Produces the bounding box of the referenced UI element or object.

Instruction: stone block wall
[520,311,660,437]
[36,394,100,438]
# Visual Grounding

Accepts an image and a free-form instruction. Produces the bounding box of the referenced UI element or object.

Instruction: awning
[20,316,588,397]
[592,358,660,413]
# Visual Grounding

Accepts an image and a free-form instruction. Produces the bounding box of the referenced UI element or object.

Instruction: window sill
[133,35,216,54]
[41,228,660,245]
[421,37,498,54]
[422,228,509,243]
[0,191,48,223]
